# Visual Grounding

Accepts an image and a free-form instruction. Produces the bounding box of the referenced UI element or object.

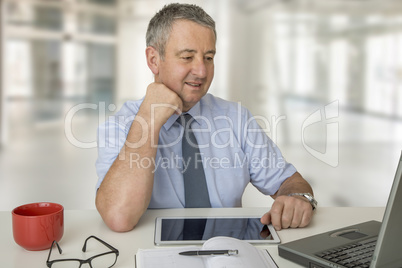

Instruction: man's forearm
[271,172,313,199]
[96,113,160,232]
[95,83,183,232]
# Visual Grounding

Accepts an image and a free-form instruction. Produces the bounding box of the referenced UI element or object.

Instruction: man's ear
[146,46,160,75]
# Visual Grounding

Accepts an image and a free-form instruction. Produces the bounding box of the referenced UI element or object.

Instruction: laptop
[279,152,402,268]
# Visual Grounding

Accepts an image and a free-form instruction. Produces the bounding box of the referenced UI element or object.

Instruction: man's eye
[182,57,192,60]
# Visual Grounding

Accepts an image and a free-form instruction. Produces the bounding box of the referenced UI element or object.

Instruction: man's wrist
[288,193,317,210]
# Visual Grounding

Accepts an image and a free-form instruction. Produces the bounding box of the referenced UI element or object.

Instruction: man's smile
[185,82,202,88]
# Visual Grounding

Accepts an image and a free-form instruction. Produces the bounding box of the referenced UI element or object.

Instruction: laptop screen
[371,153,402,267]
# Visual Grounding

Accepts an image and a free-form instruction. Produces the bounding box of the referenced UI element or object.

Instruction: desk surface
[1,207,384,267]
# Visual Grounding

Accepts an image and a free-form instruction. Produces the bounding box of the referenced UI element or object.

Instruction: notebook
[135,236,278,268]
[279,152,402,268]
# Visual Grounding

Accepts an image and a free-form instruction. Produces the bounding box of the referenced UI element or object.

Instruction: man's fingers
[282,206,295,229]
[264,195,314,231]
[289,205,304,228]
[291,197,313,228]
[260,212,271,225]
[268,201,285,231]
[300,207,313,228]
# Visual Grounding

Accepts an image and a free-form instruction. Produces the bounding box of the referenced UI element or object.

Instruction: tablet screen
[155,217,280,245]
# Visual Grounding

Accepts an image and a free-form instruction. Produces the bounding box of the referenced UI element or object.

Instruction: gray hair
[146,3,216,59]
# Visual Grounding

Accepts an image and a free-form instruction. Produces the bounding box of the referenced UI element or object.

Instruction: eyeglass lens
[50,253,117,268]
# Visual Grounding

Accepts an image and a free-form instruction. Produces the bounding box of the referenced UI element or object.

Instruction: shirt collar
[163,101,202,130]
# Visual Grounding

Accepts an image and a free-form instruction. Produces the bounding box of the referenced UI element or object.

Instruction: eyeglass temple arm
[46,241,63,264]
[82,235,119,254]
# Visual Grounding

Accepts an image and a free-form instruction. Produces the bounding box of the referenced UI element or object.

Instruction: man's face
[155,19,216,112]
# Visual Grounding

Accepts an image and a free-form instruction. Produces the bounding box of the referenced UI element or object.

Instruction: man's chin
[181,96,204,111]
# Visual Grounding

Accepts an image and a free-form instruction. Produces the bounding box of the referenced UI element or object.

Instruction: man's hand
[260,195,313,231]
[139,82,183,129]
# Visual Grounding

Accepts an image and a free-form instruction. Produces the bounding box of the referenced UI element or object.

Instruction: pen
[179,249,238,256]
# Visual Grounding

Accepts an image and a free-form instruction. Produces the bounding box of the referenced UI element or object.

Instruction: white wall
[1,0,402,211]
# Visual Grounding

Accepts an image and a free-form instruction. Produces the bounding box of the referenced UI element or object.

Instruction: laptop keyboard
[315,237,377,268]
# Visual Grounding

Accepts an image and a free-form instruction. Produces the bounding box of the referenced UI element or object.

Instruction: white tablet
[154,216,280,245]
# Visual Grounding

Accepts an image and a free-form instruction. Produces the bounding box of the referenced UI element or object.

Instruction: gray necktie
[179,114,211,208]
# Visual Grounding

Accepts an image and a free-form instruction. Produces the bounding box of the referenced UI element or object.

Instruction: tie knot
[177,113,194,128]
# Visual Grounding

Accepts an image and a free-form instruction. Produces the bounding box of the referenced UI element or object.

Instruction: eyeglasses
[46,236,119,268]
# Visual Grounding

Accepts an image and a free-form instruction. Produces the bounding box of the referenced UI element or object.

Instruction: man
[95,3,316,232]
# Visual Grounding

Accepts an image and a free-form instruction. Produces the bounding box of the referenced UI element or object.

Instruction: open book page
[135,237,277,268]
[203,237,277,268]
[136,246,206,268]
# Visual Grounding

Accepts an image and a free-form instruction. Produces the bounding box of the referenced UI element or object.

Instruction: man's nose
[191,58,207,78]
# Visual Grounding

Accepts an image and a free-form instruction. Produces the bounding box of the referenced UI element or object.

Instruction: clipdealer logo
[301,100,339,167]
[64,100,340,168]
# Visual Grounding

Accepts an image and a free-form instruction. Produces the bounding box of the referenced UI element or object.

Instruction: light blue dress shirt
[95,93,297,208]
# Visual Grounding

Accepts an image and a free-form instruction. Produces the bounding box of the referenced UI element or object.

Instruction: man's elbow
[97,206,140,232]
[103,214,138,232]
[96,200,140,232]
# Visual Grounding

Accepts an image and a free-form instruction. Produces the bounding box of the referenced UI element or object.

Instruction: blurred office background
[1,0,402,211]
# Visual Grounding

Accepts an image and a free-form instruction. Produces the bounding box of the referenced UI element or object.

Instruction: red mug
[12,202,64,251]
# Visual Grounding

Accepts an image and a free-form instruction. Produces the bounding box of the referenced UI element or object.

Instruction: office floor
[0,100,401,211]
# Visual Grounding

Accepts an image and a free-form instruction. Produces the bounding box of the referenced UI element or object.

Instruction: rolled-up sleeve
[241,109,297,196]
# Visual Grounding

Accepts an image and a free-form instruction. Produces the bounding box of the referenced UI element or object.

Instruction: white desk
[1,207,384,267]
